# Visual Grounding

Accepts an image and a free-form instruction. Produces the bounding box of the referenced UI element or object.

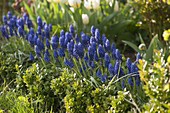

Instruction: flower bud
[82,14,89,25]
[114,0,119,12]
[68,0,81,8]
[138,43,146,51]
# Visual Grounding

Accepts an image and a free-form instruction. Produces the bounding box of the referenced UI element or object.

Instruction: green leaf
[99,12,117,27]
[138,33,145,45]
[122,40,142,53]
[23,2,36,23]
[145,35,158,61]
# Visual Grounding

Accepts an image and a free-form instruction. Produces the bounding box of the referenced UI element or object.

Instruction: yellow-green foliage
[138,50,170,112]
[0,52,17,84]
[163,29,170,41]
[15,63,61,112]
[0,91,34,113]
[51,69,136,113]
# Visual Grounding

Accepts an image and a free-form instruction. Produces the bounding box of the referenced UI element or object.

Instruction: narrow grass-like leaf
[145,35,158,61]
[122,40,142,53]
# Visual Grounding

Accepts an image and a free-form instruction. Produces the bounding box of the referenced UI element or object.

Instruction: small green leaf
[122,40,142,53]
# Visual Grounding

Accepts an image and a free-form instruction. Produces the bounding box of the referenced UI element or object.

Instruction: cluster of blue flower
[0,12,141,87]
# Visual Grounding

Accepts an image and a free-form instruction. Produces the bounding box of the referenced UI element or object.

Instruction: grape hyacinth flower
[77,42,84,58]
[44,51,50,62]
[91,26,95,36]
[90,61,95,68]
[67,40,74,55]
[65,32,72,47]
[75,34,80,43]
[121,79,125,89]
[51,36,59,50]
[7,11,12,19]
[108,63,114,75]
[114,61,120,75]
[0,12,142,88]
[136,52,142,62]
[36,38,44,51]
[18,26,24,37]
[28,34,34,45]
[60,29,65,37]
[115,49,122,61]
[58,48,65,57]
[96,69,102,78]
[17,18,24,28]
[29,53,34,61]
[131,63,138,73]
[91,42,96,52]
[37,26,42,35]
[45,49,50,56]
[29,28,34,35]
[102,34,107,45]
[53,50,58,59]
[35,45,41,58]
[43,22,46,28]
[59,35,66,48]
[44,24,50,39]
[9,18,15,28]
[84,53,89,62]
[131,63,140,86]
[94,52,99,61]
[96,69,107,82]
[46,38,50,49]
[23,13,28,22]
[98,44,105,58]
[126,58,132,73]
[64,58,74,68]
[111,43,116,59]
[69,24,74,34]
[3,16,7,24]
[49,24,52,32]
[105,39,111,52]
[90,36,96,45]
[119,68,125,77]
[128,77,134,86]
[37,16,43,27]
[88,45,95,60]
[26,18,33,29]
[9,27,13,36]
[65,32,72,41]
[33,34,38,45]
[126,58,134,86]
[81,33,88,48]
[101,74,107,83]
[1,26,9,38]
[41,31,45,41]
[95,28,100,43]
[104,53,110,68]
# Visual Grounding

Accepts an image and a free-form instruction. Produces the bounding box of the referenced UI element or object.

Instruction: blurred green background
[0,0,11,23]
